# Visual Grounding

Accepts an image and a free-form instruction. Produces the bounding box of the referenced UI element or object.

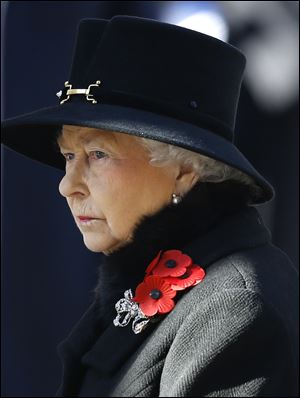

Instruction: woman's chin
[82,233,128,255]
[82,233,121,254]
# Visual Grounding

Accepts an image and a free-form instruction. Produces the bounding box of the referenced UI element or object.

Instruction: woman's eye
[89,150,107,160]
[63,153,75,161]
[62,151,107,162]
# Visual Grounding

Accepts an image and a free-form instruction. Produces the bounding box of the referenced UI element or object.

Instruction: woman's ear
[174,165,199,196]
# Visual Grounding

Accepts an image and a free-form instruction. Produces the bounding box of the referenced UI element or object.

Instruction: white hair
[136,136,264,203]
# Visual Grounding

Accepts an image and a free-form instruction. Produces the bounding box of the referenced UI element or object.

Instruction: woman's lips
[78,216,98,221]
[76,216,104,226]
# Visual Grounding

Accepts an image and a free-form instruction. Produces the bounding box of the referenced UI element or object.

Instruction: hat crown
[69,18,109,85]
[66,16,246,141]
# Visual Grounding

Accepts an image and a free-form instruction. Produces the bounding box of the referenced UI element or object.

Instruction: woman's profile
[1,15,298,397]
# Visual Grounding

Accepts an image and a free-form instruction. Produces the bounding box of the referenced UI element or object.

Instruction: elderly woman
[2,15,298,397]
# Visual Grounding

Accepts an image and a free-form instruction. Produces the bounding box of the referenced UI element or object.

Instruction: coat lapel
[80,319,155,375]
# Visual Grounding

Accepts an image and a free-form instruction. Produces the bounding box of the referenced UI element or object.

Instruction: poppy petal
[170,283,189,291]
[140,300,158,317]
[151,249,193,278]
[160,284,177,298]
[154,264,187,278]
[134,281,150,302]
[191,265,206,281]
[157,298,175,314]
[152,260,187,278]
[165,265,205,290]
[145,275,164,290]
[146,250,162,274]
[164,250,193,268]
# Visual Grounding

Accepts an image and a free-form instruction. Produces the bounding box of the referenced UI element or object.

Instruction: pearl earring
[172,193,182,205]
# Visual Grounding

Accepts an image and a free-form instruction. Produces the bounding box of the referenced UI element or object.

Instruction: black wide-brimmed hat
[1,15,274,204]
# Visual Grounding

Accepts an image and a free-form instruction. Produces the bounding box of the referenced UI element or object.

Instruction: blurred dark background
[1,1,299,396]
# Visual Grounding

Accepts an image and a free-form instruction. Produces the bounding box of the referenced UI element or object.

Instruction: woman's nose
[58,167,89,198]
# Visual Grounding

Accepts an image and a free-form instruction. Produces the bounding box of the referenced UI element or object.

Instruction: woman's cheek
[109,159,142,187]
[92,164,131,207]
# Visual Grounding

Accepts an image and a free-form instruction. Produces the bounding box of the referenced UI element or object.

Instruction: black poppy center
[165,259,177,268]
[149,289,162,300]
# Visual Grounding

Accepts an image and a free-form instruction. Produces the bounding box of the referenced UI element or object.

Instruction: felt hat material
[1,15,274,204]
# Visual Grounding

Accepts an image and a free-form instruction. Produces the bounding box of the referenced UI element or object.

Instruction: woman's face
[57,125,178,254]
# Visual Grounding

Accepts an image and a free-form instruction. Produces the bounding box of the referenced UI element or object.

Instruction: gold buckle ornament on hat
[56,80,101,104]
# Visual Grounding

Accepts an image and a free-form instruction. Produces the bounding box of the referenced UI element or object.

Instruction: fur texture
[92,180,250,326]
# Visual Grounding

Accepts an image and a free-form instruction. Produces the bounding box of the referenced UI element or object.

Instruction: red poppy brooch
[113,250,205,334]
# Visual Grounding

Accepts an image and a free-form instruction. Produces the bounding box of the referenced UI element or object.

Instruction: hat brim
[1,102,274,204]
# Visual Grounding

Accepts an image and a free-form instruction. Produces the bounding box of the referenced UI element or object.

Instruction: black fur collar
[93,181,249,325]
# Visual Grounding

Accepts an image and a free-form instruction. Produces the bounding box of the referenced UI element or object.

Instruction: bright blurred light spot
[177,11,229,41]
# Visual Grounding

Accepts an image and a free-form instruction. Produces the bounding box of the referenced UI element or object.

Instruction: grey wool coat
[55,182,299,397]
